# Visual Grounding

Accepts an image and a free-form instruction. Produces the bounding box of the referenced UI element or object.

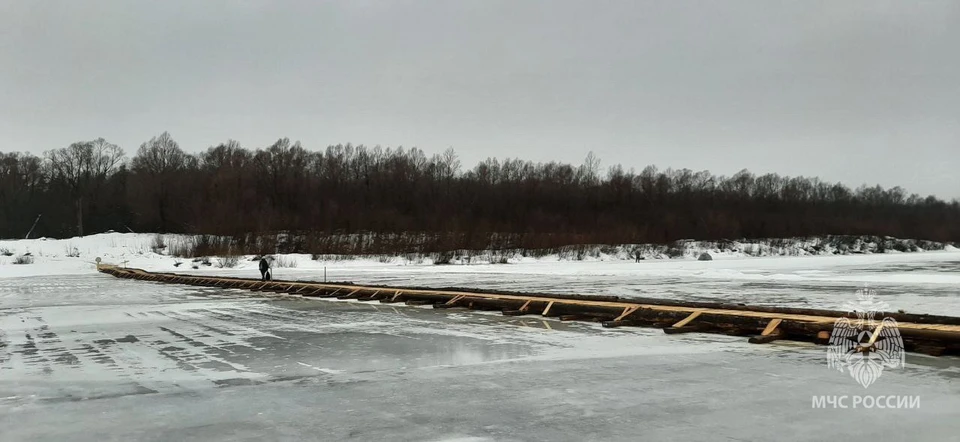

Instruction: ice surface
[2,234,960,440]
[1,275,959,441]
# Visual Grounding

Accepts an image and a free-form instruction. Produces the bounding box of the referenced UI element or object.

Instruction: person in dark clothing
[259,257,271,281]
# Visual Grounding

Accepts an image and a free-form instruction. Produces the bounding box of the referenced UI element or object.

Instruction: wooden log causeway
[96,264,960,356]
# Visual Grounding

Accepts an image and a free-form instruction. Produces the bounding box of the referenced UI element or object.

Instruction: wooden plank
[672,311,702,328]
[519,300,532,312]
[542,301,555,316]
[761,318,783,336]
[867,323,884,346]
[614,306,640,322]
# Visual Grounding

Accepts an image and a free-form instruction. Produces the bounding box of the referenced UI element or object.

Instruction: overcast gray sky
[1,1,957,198]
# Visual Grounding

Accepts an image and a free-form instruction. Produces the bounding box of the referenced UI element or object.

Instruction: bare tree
[578,151,602,186]
[131,132,189,232]
[45,139,124,236]
[90,138,125,186]
[0,152,47,236]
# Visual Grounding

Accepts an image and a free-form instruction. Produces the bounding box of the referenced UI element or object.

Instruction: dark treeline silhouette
[2,132,959,250]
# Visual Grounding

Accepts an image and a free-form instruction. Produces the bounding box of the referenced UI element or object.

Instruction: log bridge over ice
[97,264,960,357]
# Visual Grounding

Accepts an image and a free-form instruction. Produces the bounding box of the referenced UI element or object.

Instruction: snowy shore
[2,232,958,315]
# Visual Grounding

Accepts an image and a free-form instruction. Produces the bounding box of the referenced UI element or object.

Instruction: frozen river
[2,273,959,441]
[175,251,960,315]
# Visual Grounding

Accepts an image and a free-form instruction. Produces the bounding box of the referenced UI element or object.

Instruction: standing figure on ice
[259,256,271,281]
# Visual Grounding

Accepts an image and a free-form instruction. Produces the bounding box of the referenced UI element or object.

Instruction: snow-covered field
[3,233,957,315]
[2,233,960,441]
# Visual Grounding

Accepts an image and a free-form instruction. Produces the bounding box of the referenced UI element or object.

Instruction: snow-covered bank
[2,232,959,315]
[1,232,957,276]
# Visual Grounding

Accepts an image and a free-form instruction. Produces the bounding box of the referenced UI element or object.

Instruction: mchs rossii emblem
[826,287,905,388]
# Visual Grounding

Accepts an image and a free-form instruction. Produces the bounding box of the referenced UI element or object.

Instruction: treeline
[2,132,959,249]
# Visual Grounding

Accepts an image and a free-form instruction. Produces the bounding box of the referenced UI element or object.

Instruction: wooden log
[910,345,946,357]
[686,314,768,335]
[96,266,960,357]
[405,300,432,306]
[380,291,405,303]
[815,330,831,345]
[748,329,784,344]
[458,298,521,311]
[435,295,470,309]
[337,289,361,300]
[356,290,381,301]
[663,325,701,334]
[315,288,341,298]
[466,301,503,312]
[258,283,292,293]
[720,328,752,337]
[559,315,586,321]
[302,288,327,297]
[604,314,683,328]
[395,293,451,304]
[897,328,960,342]
[558,313,610,322]
[778,320,834,336]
